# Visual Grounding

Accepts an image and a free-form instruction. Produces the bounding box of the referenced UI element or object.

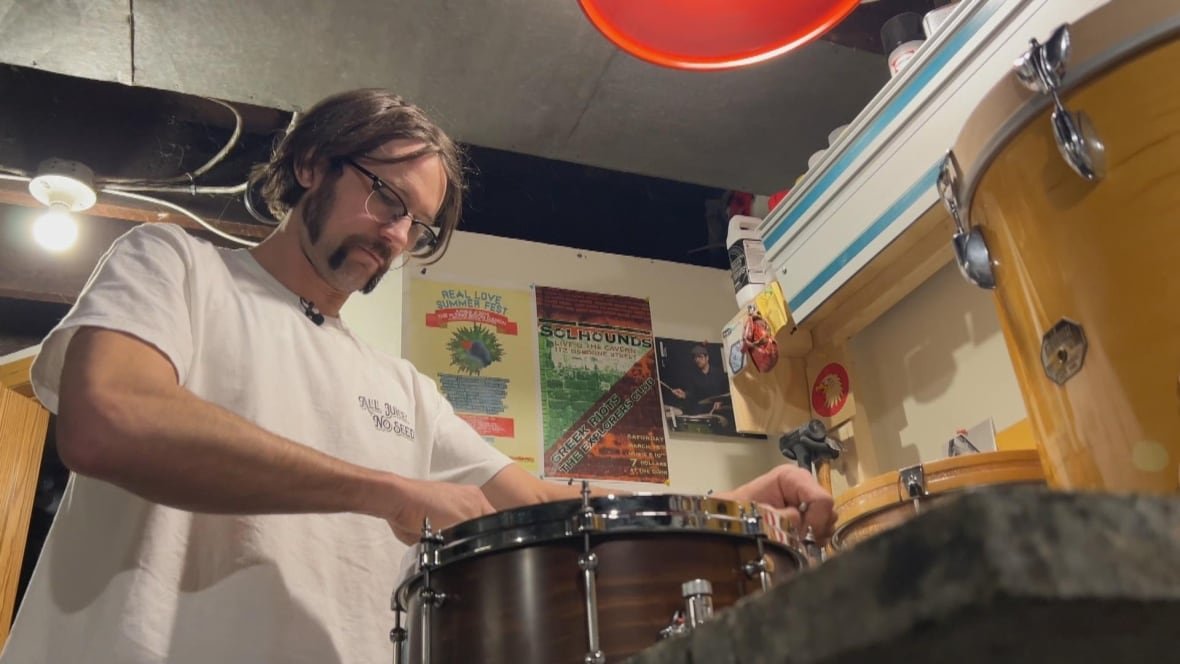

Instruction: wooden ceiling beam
[0,179,271,241]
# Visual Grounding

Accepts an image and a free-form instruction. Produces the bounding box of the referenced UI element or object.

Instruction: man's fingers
[478,494,496,516]
[392,526,418,546]
[774,506,803,531]
[801,494,836,539]
[773,466,835,537]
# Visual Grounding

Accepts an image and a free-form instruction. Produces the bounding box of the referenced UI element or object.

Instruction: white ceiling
[0,0,889,193]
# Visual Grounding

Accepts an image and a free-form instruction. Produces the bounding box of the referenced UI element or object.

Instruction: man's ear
[294,153,325,189]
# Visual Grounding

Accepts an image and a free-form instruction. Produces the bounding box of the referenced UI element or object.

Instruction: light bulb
[33,207,79,252]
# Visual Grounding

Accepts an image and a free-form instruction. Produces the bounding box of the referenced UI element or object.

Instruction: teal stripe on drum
[789,160,942,314]
[763,0,1004,252]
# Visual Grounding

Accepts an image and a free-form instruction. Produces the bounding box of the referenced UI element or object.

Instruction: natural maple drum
[831,450,1046,551]
[939,0,1180,492]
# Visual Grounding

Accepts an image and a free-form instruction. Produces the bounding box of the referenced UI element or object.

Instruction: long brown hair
[252,88,465,263]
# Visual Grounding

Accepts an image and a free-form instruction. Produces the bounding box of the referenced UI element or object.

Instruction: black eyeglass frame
[342,157,439,256]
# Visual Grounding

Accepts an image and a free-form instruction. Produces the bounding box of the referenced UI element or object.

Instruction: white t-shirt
[1,223,512,664]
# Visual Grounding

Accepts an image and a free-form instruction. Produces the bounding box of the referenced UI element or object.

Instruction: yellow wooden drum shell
[832,450,1044,550]
[967,18,1180,492]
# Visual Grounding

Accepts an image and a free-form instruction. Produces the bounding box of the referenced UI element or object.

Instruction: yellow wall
[849,262,1028,477]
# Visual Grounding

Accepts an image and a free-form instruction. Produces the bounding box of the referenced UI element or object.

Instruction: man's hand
[715,464,836,542]
[384,477,496,545]
[671,388,687,399]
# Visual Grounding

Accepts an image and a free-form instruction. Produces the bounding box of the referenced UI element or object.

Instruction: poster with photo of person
[655,338,750,439]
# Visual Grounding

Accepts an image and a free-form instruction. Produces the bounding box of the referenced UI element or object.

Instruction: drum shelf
[757,0,1109,326]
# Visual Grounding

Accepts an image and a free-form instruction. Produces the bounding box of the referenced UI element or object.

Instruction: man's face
[296,139,446,294]
[693,352,709,371]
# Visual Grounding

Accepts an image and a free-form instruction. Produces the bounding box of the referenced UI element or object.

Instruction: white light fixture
[27,158,96,252]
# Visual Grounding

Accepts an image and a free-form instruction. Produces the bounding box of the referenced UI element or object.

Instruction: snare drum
[832,450,1045,551]
[939,0,1180,492]
[672,413,722,434]
[392,492,807,663]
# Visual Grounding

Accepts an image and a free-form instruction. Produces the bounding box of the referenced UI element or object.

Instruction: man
[2,89,833,663]
[667,344,731,416]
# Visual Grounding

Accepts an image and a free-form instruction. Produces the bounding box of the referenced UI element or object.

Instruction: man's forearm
[59,381,397,519]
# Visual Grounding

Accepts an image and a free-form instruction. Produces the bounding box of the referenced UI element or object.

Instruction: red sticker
[811,362,849,418]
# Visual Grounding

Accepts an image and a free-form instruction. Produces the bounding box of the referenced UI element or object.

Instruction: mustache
[327,235,393,271]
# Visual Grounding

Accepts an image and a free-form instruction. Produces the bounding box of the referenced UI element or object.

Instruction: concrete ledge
[627,486,1180,663]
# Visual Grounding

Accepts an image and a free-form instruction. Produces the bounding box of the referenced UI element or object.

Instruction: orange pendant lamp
[578,0,862,71]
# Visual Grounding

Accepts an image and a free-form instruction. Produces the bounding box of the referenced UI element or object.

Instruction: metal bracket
[1014,24,1106,181]
[899,464,928,513]
[1015,24,1071,93]
[390,609,407,664]
[939,152,996,290]
[899,464,927,497]
[937,151,966,233]
[416,518,445,664]
[742,552,772,592]
[578,482,605,664]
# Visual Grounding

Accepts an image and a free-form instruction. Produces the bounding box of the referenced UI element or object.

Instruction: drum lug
[899,464,927,498]
[898,464,928,514]
[742,552,773,592]
[1052,106,1106,181]
[1040,319,1087,385]
[1014,24,1106,181]
[952,228,996,290]
[802,526,825,565]
[938,152,995,289]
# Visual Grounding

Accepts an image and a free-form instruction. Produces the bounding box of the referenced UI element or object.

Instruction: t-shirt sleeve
[416,371,513,486]
[30,223,197,413]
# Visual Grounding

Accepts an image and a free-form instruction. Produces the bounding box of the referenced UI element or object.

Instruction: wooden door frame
[0,351,48,649]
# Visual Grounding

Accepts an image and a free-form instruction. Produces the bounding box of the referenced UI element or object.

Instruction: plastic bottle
[726,215,770,308]
[882,12,925,77]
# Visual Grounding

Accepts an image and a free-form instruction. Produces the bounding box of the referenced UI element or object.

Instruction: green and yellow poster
[405,278,540,473]
[535,286,669,483]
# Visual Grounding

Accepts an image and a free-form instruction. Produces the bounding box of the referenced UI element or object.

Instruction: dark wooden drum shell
[395,494,806,663]
[402,533,800,663]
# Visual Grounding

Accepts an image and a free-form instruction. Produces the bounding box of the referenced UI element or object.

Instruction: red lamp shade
[577,0,862,71]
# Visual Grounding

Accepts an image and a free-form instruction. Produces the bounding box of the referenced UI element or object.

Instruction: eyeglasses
[343,158,439,256]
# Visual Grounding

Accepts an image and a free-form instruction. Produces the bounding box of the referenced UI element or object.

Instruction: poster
[405,278,540,473]
[535,286,668,483]
[655,338,744,438]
